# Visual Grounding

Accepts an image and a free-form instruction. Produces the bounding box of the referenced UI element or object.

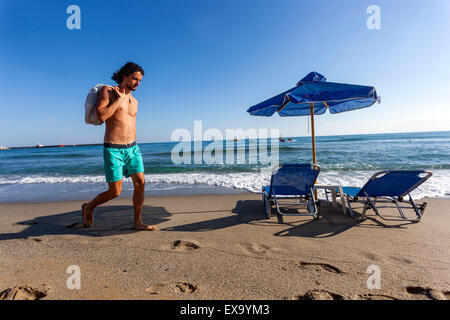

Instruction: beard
[127,84,137,91]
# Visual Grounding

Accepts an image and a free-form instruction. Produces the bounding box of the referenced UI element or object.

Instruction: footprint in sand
[389,255,413,265]
[172,240,200,251]
[296,262,345,275]
[145,284,167,295]
[292,289,346,300]
[23,237,42,243]
[176,282,197,293]
[240,243,280,256]
[355,293,398,300]
[406,286,449,300]
[0,286,47,300]
[249,243,271,254]
[361,252,382,262]
[146,282,198,295]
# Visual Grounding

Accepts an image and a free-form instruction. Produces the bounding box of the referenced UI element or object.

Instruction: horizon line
[2,129,449,149]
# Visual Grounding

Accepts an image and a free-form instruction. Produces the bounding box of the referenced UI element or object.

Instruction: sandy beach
[0,193,449,300]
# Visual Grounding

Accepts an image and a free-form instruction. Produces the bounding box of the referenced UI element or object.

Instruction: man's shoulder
[101,85,114,93]
[100,85,114,99]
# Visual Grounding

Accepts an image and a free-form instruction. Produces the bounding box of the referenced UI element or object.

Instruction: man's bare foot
[82,203,94,228]
[133,223,157,231]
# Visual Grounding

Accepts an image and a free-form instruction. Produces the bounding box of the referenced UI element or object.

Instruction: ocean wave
[1,170,449,199]
[2,161,450,176]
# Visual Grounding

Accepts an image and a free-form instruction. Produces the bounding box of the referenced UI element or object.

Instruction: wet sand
[0,193,449,300]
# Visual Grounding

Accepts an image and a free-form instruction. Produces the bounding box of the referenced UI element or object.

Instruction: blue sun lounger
[262,163,320,219]
[342,170,432,223]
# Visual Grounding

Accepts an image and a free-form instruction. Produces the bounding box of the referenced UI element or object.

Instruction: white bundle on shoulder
[84,84,110,125]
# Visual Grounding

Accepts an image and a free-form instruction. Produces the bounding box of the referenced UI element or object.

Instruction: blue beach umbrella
[247,72,380,164]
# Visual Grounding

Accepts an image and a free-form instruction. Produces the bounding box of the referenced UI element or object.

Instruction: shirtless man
[82,62,156,231]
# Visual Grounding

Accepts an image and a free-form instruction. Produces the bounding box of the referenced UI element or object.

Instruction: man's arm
[96,86,127,122]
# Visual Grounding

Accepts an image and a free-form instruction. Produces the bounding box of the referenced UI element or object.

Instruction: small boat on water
[279,136,294,142]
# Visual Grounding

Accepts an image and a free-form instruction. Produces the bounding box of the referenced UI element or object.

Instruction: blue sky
[0,0,449,146]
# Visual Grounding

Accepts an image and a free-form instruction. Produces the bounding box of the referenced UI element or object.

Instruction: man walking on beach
[82,62,156,231]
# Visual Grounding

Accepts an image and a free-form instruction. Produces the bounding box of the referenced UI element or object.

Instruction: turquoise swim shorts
[103,142,144,183]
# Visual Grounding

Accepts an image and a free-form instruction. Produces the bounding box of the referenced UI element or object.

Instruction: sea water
[0,131,449,202]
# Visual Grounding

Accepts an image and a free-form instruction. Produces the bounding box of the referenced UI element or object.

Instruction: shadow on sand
[164,199,410,238]
[162,200,268,232]
[0,199,411,241]
[162,199,360,237]
[0,205,171,241]
[272,203,360,238]
[273,201,412,238]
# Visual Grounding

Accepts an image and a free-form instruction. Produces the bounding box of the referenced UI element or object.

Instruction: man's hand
[96,86,127,122]
[112,86,129,101]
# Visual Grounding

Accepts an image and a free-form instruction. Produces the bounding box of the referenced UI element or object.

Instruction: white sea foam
[0,170,449,199]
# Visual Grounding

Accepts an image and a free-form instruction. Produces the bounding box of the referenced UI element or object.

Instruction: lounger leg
[310,187,319,219]
[362,201,370,220]
[272,193,293,224]
[408,194,422,222]
[345,195,365,222]
[363,193,422,223]
[262,188,266,207]
[391,196,421,222]
[364,194,381,220]
[274,194,283,217]
[262,189,271,219]
[273,192,318,219]
[273,193,312,217]
[393,197,407,219]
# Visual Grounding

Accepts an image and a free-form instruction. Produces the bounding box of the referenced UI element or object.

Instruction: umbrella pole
[310,103,316,164]
[310,103,318,200]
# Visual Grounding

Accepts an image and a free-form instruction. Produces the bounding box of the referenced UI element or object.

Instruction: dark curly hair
[111,62,144,84]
